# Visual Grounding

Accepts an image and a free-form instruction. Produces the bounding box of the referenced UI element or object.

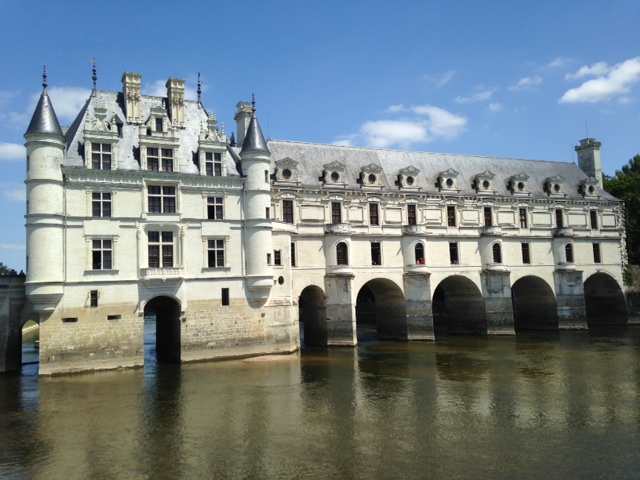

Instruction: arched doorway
[21,319,40,366]
[432,276,487,335]
[511,276,558,330]
[584,273,627,327]
[299,286,327,346]
[356,279,406,340]
[144,296,181,364]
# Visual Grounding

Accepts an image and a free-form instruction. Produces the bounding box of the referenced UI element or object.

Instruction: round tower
[23,68,65,313]
[240,100,273,299]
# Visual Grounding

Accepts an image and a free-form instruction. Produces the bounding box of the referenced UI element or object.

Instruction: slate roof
[25,88,64,137]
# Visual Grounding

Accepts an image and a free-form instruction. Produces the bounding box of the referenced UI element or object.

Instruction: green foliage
[604,154,640,265]
[0,262,10,275]
[623,266,635,287]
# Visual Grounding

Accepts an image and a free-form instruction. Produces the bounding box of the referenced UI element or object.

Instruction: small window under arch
[336,242,349,265]
[415,243,425,264]
[492,243,502,263]
[565,243,574,263]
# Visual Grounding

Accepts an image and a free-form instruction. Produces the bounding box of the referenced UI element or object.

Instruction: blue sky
[0,1,639,271]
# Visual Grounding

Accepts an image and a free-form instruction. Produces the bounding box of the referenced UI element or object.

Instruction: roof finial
[251,93,256,112]
[42,65,48,89]
[197,72,202,104]
[91,58,97,94]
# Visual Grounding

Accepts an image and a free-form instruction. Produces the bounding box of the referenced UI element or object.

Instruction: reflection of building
[23,69,628,375]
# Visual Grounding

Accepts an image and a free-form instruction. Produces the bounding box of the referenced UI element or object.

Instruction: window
[91,143,112,170]
[90,290,98,308]
[556,209,564,228]
[92,192,111,217]
[205,152,222,176]
[266,207,270,219]
[291,242,296,267]
[92,239,112,270]
[371,242,381,265]
[447,206,456,227]
[336,242,348,265]
[283,200,294,224]
[155,118,163,133]
[590,210,598,230]
[274,250,282,266]
[521,243,531,264]
[415,243,425,264]
[207,197,223,220]
[148,186,176,213]
[449,243,459,264]
[519,208,527,228]
[593,243,601,263]
[565,243,574,263]
[265,170,269,183]
[267,253,272,265]
[148,231,173,268]
[332,202,342,224]
[207,239,225,268]
[147,148,173,172]
[221,288,230,306]
[492,243,502,263]
[484,207,492,227]
[407,204,417,226]
[369,203,379,226]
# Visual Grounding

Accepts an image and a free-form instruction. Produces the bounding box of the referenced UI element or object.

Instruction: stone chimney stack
[234,101,253,147]
[575,138,603,188]
[121,72,142,124]
[166,78,185,128]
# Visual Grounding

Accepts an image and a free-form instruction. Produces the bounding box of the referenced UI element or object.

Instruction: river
[1,325,640,479]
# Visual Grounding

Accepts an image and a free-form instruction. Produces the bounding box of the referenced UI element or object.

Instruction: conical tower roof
[240,102,269,155]
[25,69,63,138]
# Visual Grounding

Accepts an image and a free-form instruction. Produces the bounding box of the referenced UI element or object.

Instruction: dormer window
[545,174,565,197]
[323,160,346,186]
[155,118,163,133]
[509,173,530,195]
[438,168,459,192]
[275,157,299,183]
[91,143,112,170]
[398,166,420,190]
[84,100,119,170]
[360,163,383,189]
[147,148,173,172]
[474,170,495,194]
[579,177,599,197]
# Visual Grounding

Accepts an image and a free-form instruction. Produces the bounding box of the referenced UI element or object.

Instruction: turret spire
[25,66,64,137]
[197,72,202,105]
[91,58,97,94]
[42,65,47,89]
[240,95,269,154]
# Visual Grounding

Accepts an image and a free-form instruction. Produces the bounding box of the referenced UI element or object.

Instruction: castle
[23,68,628,375]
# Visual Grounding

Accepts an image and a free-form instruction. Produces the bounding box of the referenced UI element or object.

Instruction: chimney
[234,101,253,147]
[121,72,142,124]
[575,138,603,188]
[166,78,185,128]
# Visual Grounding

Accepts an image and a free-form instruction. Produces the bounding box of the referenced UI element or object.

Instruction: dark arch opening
[511,276,558,331]
[298,286,327,346]
[356,279,406,340]
[432,276,487,335]
[584,273,627,327]
[21,319,40,367]
[144,296,181,364]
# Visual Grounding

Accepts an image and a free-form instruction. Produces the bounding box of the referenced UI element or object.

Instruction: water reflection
[1,329,640,478]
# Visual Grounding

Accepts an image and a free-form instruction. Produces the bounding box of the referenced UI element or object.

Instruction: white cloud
[423,70,455,88]
[332,138,355,147]
[565,61,610,80]
[455,88,495,104]
[549,57,571,69]
[560,56,640,104]
[411,105,467,140]
[45,87,92,122]
[144,79,198,102]
[0,143,24,161]
[509,75,543,91]
[361,120,428,148]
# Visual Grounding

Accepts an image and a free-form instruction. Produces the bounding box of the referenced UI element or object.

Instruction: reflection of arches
[584,273,627,326]
[511,276,558,330]
[356,279,406,339]
[298,286,327,346]
[432,276,487,335]
[336,242,348,265]
[144,296,181,363]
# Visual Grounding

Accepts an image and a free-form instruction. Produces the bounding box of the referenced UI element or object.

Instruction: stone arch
[492,242,502,263]
[356,278,406,339]
[336,242,349,265]
[511,275,558,330]
[415,242,425,264]
[432,275,487,335]
[298,285,327,346]
[144,295,181,363]
[584,272,627,326]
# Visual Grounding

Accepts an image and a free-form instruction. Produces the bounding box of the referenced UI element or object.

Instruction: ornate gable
[359,163,383,189]
[274,157,300,183]
[397,165,420,190]
[323,160,347,186]
[438,168,459,192]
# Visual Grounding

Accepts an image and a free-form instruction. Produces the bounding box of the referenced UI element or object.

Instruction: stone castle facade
[23,69,628,375]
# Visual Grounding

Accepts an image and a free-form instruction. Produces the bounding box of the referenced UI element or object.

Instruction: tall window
[447,206,456,227]
[371,242,381,265]
[92,192,111,217]
[221,288,230,306]
[449,243,459,264]
[555,209,564,228]
[274,250,282,266]
[565,243,574,263]
[336,242,348,265]
[207,197,223,220]
[147,148,173,172]
[205,152,222,176]
[91,143,112,170]
[332,202,342,224]
[207,239,225,268]
[590,210,598,230]
[90,290,99,308]
[492,243,502,263]
[155,118,163,133]
[407,204,417,226]
[92,239,112,270]
[148,186,176,213]
[593,243,601,263]
[291,242,296,267]
[415,243,425,264]
[519,208,527,228]
[521,243,531,264]
[369,203,379,226]
[283,200,294,224]
[148,231,173,268]
[484,207,492,227]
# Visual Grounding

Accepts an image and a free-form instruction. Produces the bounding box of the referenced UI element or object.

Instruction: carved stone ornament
[398,165,420,189]
[323,160,346,185]
[438,168,459,190]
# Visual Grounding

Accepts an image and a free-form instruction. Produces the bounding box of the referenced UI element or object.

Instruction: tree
[0,262,11,275]
[604,154,640,265]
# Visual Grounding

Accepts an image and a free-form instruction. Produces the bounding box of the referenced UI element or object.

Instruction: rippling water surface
[2,327,640,479]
